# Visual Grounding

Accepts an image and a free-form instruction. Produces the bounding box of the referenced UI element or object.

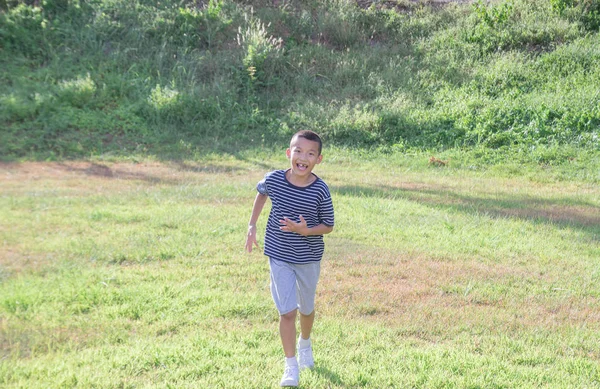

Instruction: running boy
[245,130,335,387]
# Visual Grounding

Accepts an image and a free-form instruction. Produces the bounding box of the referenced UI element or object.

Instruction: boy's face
[286,136,322,178]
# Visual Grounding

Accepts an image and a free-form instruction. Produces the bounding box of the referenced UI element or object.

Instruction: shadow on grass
[1,155,280,186]
[46,161,249,185]
[333,184,600,236]
[312,365,346,388]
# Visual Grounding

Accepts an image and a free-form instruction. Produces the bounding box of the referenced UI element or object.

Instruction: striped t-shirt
[257,169,334,264]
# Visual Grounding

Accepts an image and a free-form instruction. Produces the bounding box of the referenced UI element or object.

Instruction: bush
[552,0,600,30]
[0,5,48,59]
[170,1,233,49]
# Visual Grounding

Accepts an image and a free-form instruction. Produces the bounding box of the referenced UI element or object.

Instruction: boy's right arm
[245,193,268,253]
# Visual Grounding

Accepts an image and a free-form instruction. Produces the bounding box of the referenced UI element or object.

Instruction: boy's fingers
[245,238,254,252]
[245,237,260,253]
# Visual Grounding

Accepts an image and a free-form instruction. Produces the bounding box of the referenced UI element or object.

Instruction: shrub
[57,73,97,108]
[170,1,232,49]
[552,0,600,31]
[0,5,48,59]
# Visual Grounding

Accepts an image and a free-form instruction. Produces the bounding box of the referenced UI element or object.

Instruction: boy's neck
[286,169,316,187]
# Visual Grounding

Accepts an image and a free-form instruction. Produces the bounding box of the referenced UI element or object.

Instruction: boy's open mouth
[297,163,308,171]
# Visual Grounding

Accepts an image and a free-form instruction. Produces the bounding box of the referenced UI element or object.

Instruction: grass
[1,1,599,386]
[1,152,599,388]
[1,0,599,160]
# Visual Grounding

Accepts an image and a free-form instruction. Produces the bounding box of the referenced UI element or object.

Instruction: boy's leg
[269,259,299,357]
[295,262,320,370]
[280,309,297,358]
[295,261,321,336]
[269,258,301,386]
[299,310,315,341]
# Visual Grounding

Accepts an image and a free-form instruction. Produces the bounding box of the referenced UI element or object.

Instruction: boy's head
[290,130,322,156]
[286,130,323,177]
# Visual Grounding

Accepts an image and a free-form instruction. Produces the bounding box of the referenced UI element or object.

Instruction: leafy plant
[473,0,514,28]
[551,0,600,30]
[172,0,232,49]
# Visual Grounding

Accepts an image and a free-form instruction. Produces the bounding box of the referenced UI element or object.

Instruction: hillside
[1,0,599,163]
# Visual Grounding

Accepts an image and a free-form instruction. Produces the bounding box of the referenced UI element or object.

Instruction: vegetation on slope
[1,0,599,161]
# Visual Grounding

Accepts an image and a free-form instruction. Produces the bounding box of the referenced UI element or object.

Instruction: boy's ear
[316,154,323,164]
[286,148,291,158]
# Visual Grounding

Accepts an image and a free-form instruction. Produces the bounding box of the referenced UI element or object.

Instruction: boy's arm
[245,193,268,253]
[280,215,334,236]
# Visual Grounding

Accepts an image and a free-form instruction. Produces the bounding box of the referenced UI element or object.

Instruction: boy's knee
[281,309,297,321]
[299,310,314,318]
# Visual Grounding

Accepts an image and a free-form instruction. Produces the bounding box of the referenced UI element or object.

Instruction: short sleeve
[318,190,335,227]
[256,171,273,196]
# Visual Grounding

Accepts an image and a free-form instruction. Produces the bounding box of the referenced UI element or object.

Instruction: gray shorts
[269,258,321,316]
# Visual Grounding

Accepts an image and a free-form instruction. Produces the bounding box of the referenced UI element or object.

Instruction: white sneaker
[280,365,299,387]
[298,345,314,370]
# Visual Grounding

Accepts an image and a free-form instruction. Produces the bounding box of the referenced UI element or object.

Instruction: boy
[245,130,335,387]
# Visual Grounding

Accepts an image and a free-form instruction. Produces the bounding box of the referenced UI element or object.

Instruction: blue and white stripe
[258,169,334,264]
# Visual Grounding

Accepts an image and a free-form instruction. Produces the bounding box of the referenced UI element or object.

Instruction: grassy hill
[1,0,600,164]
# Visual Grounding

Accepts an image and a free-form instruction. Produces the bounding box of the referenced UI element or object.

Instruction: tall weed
[236,14,284,86]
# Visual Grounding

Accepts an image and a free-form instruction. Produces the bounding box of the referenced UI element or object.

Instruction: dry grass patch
[0,247,58,276]
[0,317,99,359]
[320,240,600,337]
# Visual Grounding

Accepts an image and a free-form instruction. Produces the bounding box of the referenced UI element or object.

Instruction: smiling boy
[245,130,335,387]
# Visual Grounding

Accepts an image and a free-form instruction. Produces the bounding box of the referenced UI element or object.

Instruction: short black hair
[292,130,323,155]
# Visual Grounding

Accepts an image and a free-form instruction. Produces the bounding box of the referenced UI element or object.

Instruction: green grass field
[1,152,599,388]
[2,0,600,386]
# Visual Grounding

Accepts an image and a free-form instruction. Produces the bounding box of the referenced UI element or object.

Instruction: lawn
[1,152,599,388]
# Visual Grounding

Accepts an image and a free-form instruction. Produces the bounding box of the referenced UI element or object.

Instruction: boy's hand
[280,215,308,236]
[245,225,260,253]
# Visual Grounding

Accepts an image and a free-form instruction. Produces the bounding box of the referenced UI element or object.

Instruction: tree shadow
[51,161,247,185]
[172,160,247,174]
[332,183,600,238]
[230,152,281,172]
